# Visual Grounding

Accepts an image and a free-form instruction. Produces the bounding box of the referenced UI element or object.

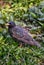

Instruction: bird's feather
[8,25,41,47]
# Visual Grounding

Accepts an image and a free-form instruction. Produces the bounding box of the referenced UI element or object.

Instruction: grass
[0,0,44,65]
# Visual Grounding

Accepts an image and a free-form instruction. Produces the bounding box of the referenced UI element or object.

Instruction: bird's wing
[12,26,25,38]
[10,26,41,47]
[11,26,34,44]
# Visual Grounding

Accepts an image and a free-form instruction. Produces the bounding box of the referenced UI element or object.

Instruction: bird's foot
[19,43,23,48]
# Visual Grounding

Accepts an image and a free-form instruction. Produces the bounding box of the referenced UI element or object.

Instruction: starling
[6,21,41,48]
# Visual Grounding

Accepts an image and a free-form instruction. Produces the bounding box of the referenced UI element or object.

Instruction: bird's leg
[19,42,25,47]
[19,42,23,47]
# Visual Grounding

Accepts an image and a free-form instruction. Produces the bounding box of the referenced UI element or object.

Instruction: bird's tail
[33,39,41,48]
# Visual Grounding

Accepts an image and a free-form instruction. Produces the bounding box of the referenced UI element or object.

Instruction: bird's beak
[5,23,10,26]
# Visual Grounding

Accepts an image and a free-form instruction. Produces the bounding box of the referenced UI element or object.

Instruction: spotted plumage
[6,21,41,48]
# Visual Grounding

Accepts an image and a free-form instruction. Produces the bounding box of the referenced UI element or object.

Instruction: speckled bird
[6,21,41,48]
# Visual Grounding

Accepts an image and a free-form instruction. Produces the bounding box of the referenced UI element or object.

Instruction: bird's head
[5,21,16,28]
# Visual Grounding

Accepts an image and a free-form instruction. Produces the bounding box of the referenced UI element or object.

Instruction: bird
[6,21,41,48]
